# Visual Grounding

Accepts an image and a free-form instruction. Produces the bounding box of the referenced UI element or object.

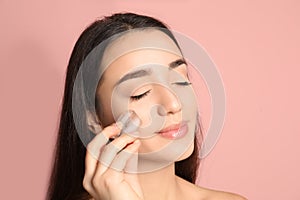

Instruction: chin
[176,141,194,161]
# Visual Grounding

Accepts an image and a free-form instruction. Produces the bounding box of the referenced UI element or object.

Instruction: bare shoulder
[176,176,248,200]
[201,188,248,200]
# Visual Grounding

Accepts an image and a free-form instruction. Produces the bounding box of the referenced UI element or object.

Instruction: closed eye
[172,81,192,86]
[130,81,190,102]
[130,90,151,101]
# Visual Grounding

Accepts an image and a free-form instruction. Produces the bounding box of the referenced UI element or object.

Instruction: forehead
[101,48,184,90]
[100,28,182,74]
[99,29,183,87]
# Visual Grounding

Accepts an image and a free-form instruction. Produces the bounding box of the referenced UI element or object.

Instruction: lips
[157,122,188,139]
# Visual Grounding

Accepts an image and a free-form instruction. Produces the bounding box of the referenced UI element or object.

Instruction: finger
[96,134,138,175]
[122,112,141,134]
[87,124,121,159]
[110,110,141,138]
[110,139,140,172]
[98,139,141,182]
[83,124,121,191]
[83,110,137,193]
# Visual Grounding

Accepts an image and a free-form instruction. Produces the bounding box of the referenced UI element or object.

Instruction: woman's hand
[83,124,144,200]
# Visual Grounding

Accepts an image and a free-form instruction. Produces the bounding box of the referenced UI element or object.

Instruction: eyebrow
[116,58,187,86]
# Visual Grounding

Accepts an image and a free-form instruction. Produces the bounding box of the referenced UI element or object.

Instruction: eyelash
[130,82,192,102]
[130,90,151,101]
[173,81,192,86]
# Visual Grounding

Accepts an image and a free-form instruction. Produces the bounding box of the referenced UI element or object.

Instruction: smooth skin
[83,123,247,200]
[83,124,143,200]
[83,29,247,200]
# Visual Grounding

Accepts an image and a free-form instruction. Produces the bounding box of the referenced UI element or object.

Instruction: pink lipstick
[157,122,188,139]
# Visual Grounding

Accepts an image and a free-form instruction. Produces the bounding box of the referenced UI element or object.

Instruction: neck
[137,163,180,200]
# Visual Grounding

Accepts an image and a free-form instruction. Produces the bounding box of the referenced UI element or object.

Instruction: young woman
[46,12,246,200]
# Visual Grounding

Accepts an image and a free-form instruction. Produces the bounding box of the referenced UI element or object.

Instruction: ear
[86,110,102,134]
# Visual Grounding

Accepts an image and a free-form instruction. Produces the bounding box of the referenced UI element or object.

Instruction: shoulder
[176,176,248,200]
[201,189,248,200]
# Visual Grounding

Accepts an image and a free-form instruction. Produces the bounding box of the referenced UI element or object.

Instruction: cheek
[177,140,194,161]
[177,87,198,112]
[97,101,114,126]
[128,86,198,128]
[128,99,154,128]
[97,90,115,126]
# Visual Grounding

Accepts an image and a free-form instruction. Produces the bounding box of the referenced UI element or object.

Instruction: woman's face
[96,29,198,162]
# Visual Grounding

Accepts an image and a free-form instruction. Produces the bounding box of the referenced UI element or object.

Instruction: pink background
[1,0,299,199]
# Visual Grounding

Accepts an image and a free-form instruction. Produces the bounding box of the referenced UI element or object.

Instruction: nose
[157,85,182,116]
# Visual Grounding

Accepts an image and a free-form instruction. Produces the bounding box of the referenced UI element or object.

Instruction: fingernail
[134,139,141,145]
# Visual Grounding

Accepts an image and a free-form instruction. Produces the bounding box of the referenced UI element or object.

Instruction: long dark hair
[46,12,202,200]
